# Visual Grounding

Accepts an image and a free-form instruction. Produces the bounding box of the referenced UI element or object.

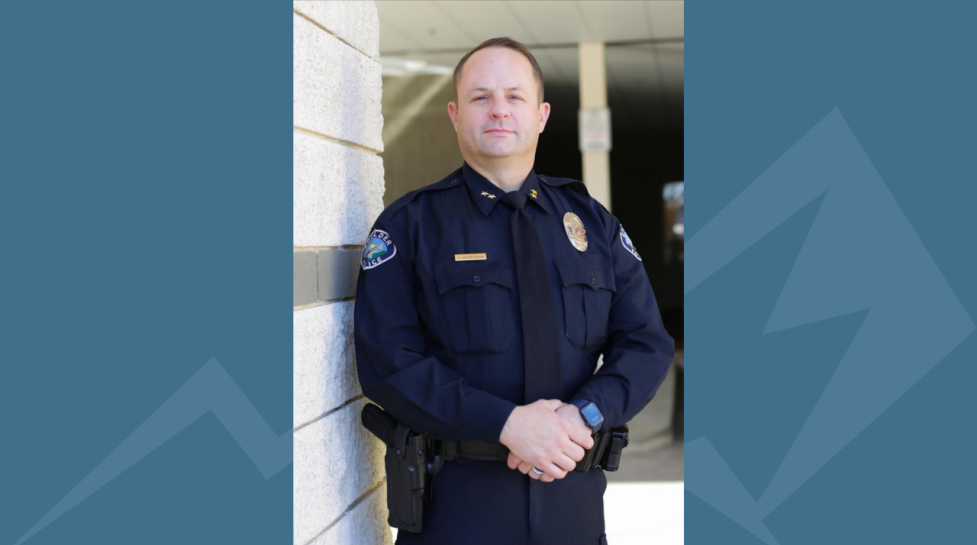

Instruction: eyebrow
[469,87,525,94]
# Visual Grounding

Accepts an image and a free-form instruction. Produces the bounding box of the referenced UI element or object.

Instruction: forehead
[458,47,536,91]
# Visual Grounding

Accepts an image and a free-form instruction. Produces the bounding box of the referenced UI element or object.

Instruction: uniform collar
[462,162,551,216]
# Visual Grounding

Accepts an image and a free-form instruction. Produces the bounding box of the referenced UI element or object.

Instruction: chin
[481,150,513,158]
[479,144,519,158]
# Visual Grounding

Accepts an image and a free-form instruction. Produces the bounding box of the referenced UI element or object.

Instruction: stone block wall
[292,2,389,544]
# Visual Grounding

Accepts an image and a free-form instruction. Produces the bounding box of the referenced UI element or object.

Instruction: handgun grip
[361,403,398,447]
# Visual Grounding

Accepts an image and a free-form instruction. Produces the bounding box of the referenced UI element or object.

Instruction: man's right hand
[498,399,595,482]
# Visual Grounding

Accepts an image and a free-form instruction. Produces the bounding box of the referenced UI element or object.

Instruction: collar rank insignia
[620,226,642,261]
[563,212,588,252]
[361,229,397,270]
[481,191,496,199]
[530,189,538,199]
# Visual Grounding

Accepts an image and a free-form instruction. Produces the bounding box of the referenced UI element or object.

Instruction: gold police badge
[563,212,588,252]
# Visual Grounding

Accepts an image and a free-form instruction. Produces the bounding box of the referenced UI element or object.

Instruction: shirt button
[473,276,481,282]
[591,277,597,285]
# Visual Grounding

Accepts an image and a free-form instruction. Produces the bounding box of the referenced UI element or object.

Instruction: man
[354,37,674,545]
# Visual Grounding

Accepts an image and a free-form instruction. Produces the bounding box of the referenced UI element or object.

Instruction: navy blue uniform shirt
[354,163,675,545]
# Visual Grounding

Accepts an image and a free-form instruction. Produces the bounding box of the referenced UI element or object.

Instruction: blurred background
[375,2,684,542]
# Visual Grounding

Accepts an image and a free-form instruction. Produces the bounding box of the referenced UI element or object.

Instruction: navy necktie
[500,191,563,404]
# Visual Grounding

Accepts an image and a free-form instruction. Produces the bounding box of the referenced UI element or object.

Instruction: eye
[509,95,522,100]
[474,96,488,101]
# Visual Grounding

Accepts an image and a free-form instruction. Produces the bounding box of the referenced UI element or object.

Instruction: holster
[361,403,444,534]
[574,424,629,473]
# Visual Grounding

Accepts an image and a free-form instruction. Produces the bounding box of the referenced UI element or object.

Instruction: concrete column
[579,41,611,210]
[292,2,390,544]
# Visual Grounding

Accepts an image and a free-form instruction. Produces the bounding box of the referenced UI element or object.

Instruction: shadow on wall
[381,75,462,206]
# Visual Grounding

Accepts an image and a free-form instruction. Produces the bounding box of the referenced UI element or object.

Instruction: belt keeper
[442,440,458,461]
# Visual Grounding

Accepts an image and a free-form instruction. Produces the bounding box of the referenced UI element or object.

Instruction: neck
[463,155,533,192]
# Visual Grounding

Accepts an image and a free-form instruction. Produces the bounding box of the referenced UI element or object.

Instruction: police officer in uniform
[354,37,674,545]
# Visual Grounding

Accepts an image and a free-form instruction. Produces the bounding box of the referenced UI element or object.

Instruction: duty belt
[441,440,510,462]
[441,427,630,473]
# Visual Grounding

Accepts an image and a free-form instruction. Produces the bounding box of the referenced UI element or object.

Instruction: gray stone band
[294,248,361,306]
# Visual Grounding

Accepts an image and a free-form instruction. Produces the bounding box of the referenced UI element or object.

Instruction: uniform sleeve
[569,213,675,429]
[353,216,517,443]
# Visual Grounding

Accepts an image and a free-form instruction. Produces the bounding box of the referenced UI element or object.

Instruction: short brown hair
[452,37,544,104]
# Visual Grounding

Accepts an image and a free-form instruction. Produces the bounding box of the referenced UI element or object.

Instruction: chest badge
[563,212,588,252]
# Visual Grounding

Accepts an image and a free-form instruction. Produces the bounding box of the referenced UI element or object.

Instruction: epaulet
[538,175,590,196]
[539,175,611,216]
[379,167,465,222]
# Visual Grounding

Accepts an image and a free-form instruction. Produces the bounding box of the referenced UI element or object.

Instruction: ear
[447,101,459,131]
[538,101,551,133]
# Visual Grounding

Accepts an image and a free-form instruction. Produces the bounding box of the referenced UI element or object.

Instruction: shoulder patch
[361,229,397,270]
[620,226,642,261]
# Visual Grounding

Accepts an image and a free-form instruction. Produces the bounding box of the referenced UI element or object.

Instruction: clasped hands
[498,399,595,483]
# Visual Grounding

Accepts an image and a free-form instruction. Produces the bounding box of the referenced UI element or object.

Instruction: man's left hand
[507,402,592,481]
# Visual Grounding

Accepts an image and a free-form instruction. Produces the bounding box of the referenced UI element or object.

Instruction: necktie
[499,191,563,404]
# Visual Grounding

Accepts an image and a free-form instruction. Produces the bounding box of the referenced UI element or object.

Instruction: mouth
[484,128,514,135]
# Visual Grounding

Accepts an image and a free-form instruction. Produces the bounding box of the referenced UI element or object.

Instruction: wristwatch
[569,399,604,433]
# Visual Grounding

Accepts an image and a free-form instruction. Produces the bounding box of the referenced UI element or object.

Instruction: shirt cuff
[468,391,518,444]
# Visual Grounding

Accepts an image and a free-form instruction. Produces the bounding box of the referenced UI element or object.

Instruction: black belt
[441,440,510,462]
[440,425,629,473]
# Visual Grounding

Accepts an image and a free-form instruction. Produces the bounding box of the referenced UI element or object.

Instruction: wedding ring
[531,466,544,476]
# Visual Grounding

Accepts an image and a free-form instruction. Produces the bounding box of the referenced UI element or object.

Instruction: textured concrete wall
[293,2,389,544]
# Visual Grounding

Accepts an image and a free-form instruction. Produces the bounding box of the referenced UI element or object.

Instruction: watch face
[580,403,603,427]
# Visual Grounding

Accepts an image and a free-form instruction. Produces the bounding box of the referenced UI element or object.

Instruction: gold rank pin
[480,191,496,199]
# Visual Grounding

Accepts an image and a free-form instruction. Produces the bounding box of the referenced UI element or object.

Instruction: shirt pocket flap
[554,256,616,293]
[433,260,513,295]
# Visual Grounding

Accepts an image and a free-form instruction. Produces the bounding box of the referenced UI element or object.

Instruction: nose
[488,95,510,119]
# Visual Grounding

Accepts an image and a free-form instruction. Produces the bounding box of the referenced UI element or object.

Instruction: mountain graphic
[365,241,386,260]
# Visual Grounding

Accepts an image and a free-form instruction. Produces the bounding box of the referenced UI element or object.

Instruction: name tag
[454,253,487,261]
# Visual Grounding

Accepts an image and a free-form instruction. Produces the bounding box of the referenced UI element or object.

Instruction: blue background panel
[686,2,977,544]
[0,2,291,544]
